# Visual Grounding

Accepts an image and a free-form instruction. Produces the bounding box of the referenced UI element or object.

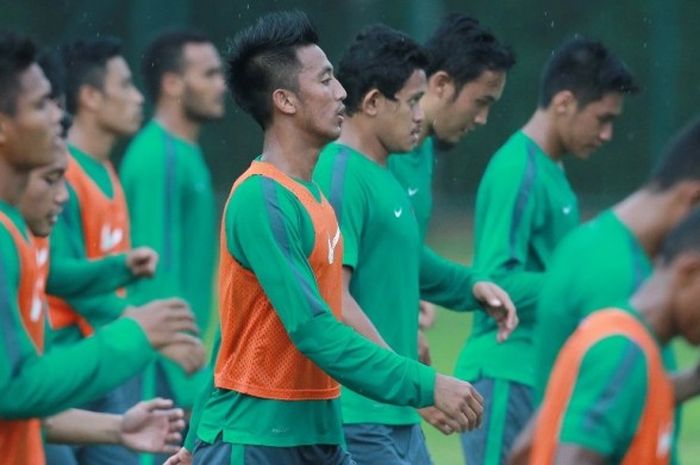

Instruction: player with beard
[120,31,225,462]
[46,37,205,465]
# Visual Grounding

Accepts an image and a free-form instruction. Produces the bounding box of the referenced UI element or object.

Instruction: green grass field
[421,211,700,465]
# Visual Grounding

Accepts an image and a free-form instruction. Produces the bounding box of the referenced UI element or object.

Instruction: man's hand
[160,334,207,375]
[418,330,431,365]
[126,247,159,278]
[123,298,199,349]
[433,374,484,432]
[163,447,192,465]
[419,300,436,330]
[473,281,518,342]
[419,406,462,435]
[120,398,185,453]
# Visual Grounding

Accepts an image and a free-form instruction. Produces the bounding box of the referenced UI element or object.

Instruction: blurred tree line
[3,0,699,211]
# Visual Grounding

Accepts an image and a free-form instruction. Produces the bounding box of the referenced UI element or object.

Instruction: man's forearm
[44,409,121,445]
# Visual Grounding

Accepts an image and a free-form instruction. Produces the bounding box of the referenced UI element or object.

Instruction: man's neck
[614,188,679,258]
[338,117,388,166]
[155,103,200,143]
[67,118,116,162]
[631,273,674,345]
[0,155,28,206]
[260,124,324,181]
[521,109,565,161]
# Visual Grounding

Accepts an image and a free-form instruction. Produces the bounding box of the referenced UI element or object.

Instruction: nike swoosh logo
[394,208,403,218]
[36,248,48,267]
[30,286,43,322]
[327,227,341,264]
[100,225,124,252]
[408,187,419,197]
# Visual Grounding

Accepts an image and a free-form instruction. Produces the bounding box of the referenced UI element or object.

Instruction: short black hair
[338,24,428,117]
[660,207,700,264]
[0,31,37,115]
[226,10,318,129]
[649,117,700,191]
[141,28,210,101]
[38,47,65,101]
[424,14,515,89]
[61,36,122,115]
[539,37,638,108]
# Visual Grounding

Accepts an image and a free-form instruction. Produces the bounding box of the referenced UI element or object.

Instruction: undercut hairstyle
[424,14,515,90]
[0,31,37,115]
[660,207,700,264]
[539,37,638,108]
[648,117,700,191]
[141,29,210,101]
[338,24,428,117]
[61,36,122,115]
[226,10,319,129]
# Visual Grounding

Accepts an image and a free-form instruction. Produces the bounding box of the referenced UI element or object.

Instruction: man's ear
[427,70,456,101]
[78,84,103,113]
[271,88,298,116]
[360,88,383,117]
[161,72,185,99]
[551,90,577,116]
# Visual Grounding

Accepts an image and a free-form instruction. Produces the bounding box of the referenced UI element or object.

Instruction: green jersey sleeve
[419,245,484,311]
[46,253,133,298]
[227,176,435,408]
[0,228,154,417]
[558,335,647,458]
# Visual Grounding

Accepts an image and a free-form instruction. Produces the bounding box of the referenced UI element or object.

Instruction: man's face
[669,253,700,345]
[19,144,68,237]
[376,68,426,153]
[94,56,143,136]
[558,92,624,159]
[293,44,347,142]
[431,69,506,150]
[0,63,63,170]
[180,42,226,122]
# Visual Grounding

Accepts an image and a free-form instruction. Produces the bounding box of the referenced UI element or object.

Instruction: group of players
[2,8,700,465]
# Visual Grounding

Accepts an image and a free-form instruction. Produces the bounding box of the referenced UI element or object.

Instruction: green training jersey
[533,210,652,397]
[121,120,217,407]
[455,131,579,387]
[0,201,155,417]
[387,137,434,241]
[557,305,656,463]
[48,145,133,344]
[197,168,435,447]
[533,209,680,464]
[314,142,423,425]
[389,137,485,311]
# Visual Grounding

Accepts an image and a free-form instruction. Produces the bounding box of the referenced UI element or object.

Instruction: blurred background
[3,0,699,463]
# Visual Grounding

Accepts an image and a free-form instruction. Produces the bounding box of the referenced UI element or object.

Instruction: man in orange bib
[529,208,700,465]
[44,37,205,465]
[0,34,202,465]
[185,11,486,465]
